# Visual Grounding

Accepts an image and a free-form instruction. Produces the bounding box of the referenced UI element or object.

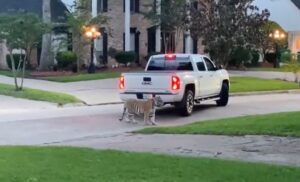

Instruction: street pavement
[0,93,300,167]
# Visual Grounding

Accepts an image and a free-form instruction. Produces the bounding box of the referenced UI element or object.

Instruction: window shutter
[123,0,125,12]
[135,0,140,13]
[103,0,108,12]
[130,0,134,12]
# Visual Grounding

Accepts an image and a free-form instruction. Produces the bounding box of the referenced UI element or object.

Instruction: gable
[0,0,69,23]
[292,0,300,9]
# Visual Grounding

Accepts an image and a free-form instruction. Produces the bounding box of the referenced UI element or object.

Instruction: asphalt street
[0,93,299,145]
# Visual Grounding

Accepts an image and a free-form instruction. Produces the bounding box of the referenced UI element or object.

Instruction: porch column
[92,0,97,17]
[155,0,161,53]
[185,0,192,54]
[125,0,131,51]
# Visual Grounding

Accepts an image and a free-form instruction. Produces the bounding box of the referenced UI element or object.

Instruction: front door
[147,26,156,54]
[203,57,219,95]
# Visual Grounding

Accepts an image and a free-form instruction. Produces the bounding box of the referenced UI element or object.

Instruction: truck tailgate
[122,72,175,93]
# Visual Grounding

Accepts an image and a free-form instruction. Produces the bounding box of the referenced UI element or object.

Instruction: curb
[230,89,300,97]
[82,89,300,107]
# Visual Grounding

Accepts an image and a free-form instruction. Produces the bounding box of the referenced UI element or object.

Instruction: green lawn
[230,77,299,93]
[0,147,299,182]
[42,72,121,82]
[138,112,300,137]
[0,83,81,104]
[0,70,30,77]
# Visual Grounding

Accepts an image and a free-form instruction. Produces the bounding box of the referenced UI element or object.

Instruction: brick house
[90,0,205,66]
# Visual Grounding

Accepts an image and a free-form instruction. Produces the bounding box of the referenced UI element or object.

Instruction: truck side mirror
[217,65,224,70]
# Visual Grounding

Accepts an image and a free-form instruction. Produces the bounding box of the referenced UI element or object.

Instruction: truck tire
[176,89,194,116]
[216,82,229,107]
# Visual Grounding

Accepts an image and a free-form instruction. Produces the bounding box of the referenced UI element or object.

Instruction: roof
[0,0,69,23]
[292,0,300,9]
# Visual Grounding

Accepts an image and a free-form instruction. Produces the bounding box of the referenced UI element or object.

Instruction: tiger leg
[119,107,127,122]
[150,109,157,125]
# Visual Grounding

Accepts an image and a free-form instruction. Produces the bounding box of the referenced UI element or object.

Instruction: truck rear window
[147,57,193,71]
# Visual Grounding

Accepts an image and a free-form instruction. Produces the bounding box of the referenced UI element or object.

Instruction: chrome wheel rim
[186,93,194,114]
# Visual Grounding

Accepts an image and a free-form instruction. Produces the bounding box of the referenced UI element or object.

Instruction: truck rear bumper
[120,92,184,103]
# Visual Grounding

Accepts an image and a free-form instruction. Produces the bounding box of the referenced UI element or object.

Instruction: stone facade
[97,0,205,66]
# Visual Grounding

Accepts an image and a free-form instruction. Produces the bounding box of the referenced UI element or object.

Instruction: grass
[0,147,299,182]
[0,70,30,77]
[0,83,81,104]
[230,77,299,93]
[138,112,300,137]
[42,72,121,82]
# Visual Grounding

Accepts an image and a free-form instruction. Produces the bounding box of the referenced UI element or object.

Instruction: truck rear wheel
[216,82,229,107]
[176,89,194,116]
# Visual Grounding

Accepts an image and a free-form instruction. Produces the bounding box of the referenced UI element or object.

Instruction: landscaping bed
[0,147,299,182]
[138,112,300,137]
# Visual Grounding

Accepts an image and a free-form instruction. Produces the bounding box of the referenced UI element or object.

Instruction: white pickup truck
[119,54,230,116]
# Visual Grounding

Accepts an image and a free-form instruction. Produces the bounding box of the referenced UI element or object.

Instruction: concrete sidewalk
[229,70,298,82]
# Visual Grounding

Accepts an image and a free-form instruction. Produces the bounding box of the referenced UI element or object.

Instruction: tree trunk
[39,0,52,71]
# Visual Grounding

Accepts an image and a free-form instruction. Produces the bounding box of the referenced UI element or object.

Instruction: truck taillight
[119,76,125,89]
[171,76,180,91]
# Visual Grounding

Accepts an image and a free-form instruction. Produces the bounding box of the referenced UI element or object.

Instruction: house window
[123,0,140,13]
[296,37,300,50]
[97,0,108,12]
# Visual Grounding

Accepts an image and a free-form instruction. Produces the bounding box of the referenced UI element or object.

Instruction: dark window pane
[147,57,193,71]
[204,58,215,71]
[197,62,206,71]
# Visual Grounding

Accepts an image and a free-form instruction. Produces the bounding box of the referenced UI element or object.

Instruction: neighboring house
[254,0,300,54]
[88,0,204,66]
[0,0,70,69]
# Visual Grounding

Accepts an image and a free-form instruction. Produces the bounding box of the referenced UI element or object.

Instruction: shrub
[250,51,260,67]
[6,54,25,70]
[56,51,77,70]
[115,51,136,65]
[229,47,251,67]
[108,47,119,58]
[265,53,276,64]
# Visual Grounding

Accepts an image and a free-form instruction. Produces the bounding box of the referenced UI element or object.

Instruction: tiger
[119,96,164,125]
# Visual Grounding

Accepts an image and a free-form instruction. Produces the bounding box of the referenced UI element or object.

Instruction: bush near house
[56,51,77,72]
[115,51,136,65]
[6,54,25,70]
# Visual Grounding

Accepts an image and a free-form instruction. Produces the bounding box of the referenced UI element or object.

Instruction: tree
[39,0,52,71]
[190,0,270,67]
[0,13,50,90]
[143,0,187,53]
[258,21,287,62]
[66,0,109,71]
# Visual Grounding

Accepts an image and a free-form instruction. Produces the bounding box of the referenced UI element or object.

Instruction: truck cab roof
[151,54,208,59]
